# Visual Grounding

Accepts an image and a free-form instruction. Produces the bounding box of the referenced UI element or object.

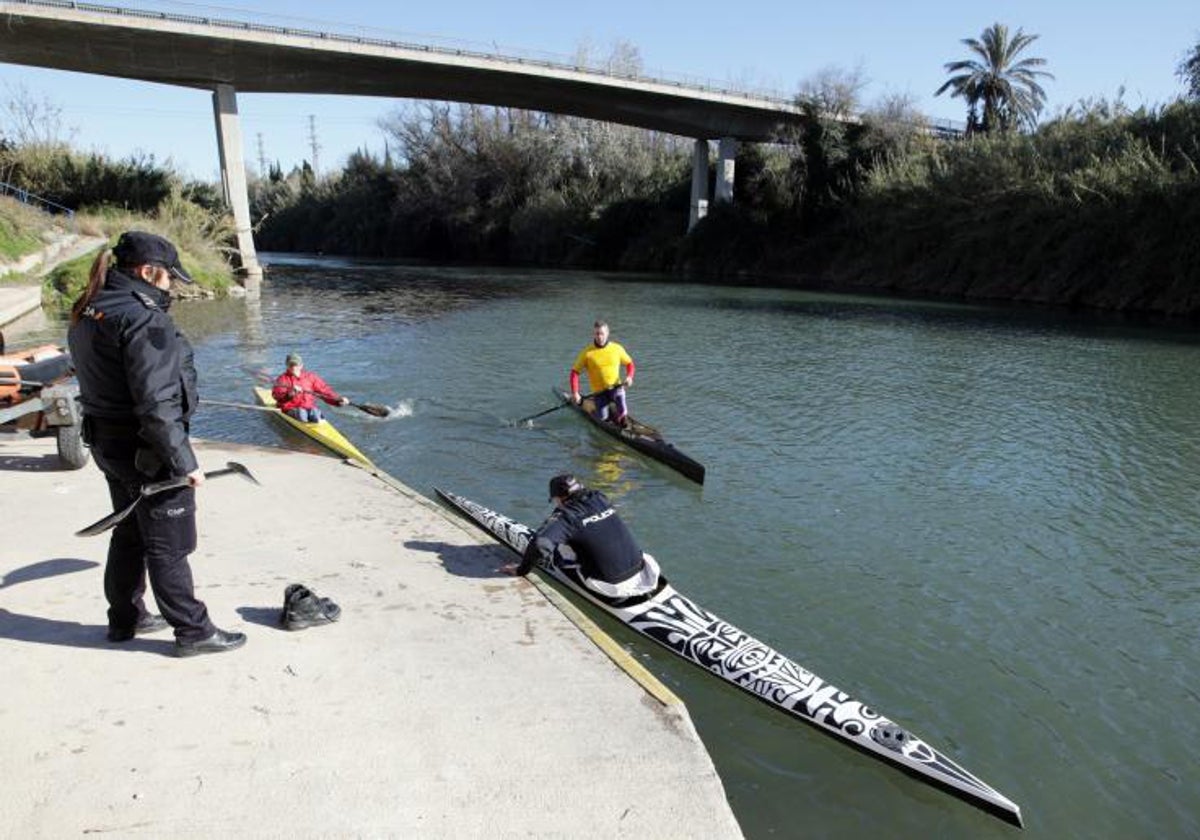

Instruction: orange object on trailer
[0,344,73,403]
[0,341,88,468]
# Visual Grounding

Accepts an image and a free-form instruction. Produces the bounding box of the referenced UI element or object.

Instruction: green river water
[24,255,1200,838]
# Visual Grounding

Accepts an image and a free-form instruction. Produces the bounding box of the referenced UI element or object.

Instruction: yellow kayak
[253,387,375,468]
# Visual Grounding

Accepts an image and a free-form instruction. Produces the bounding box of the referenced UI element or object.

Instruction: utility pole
[307,115,321,178]
[256,132,267,177]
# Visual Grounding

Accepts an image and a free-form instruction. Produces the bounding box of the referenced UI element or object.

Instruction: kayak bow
[434,488,1022,827]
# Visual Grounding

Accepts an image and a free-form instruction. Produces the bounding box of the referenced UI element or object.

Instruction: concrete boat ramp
[0,434,742,838]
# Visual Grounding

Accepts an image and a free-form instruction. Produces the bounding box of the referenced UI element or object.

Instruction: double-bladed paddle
[517,383,626,425]
[75,461,260,537]
[204,396,393,419]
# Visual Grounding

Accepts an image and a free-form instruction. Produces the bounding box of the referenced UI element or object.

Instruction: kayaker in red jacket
[271,353,349,423]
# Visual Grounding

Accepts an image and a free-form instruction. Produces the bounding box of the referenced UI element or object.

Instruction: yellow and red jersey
[571,341,634,393]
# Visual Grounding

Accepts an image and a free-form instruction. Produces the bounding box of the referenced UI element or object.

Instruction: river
[27,255,1200,838]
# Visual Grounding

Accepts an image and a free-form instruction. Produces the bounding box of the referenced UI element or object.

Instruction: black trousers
[89,430,214,642]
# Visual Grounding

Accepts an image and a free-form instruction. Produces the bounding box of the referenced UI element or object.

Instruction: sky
[1,0,1196,181]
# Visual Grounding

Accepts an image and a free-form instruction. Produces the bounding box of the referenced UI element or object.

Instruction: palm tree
[936,23,1054,133]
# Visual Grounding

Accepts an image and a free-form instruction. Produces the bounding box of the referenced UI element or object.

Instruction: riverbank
[0,232,108,338]
[249,99,1200,320]
[0,230,105,281]
[0,434,741,838]
[0,283,44,336]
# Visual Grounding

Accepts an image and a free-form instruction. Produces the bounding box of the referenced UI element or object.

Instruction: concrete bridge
[0,0,805,291]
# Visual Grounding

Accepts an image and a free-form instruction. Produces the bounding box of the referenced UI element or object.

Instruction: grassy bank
[1,201,234,311]
[2,141,238,309]
[0,195,54,262]
[41,201,234,311]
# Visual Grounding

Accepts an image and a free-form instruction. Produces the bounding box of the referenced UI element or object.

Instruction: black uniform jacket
[520,489,643,583]
[68,268,199,477]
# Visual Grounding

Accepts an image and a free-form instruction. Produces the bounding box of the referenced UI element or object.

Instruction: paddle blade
[354,402,392,418]
[76,496,141,537]
[221,461,262,486]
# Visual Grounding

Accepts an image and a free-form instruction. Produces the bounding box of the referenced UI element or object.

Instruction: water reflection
[670,288,1200,345]
[259,253,567,323]
[586,448,642,503]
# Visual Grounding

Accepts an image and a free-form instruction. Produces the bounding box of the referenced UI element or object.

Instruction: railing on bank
[0,181,77,227]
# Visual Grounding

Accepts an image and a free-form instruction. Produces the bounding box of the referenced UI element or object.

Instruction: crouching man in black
[500,474,660,599]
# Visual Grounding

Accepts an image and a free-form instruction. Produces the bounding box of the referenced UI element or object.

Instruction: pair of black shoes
[282,584,341,630]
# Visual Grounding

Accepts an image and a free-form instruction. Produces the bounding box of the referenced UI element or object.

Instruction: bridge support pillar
[715,137,738,204]
[688,139,710,231]
[212,84,262,297]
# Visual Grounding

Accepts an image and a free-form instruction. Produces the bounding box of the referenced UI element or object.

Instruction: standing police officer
[501,474,660,599]
[69,231,245,657]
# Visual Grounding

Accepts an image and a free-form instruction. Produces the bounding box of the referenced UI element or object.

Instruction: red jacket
[272,370,343,412]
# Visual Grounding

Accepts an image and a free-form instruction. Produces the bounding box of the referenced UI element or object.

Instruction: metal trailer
[0,351,88,469]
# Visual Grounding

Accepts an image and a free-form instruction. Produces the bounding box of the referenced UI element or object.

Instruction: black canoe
[434,488,1023,828]
[554,388,705,484]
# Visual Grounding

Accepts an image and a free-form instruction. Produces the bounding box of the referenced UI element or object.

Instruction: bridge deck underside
[0,10,796,141]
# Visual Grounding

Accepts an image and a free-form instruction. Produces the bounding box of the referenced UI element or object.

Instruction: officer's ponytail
[70,248,113,324]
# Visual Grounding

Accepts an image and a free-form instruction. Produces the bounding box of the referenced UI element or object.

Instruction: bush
[0,143,175,212]
[832,100,1200,312]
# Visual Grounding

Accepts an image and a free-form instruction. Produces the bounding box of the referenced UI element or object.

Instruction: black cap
[113,230,194,284]
[548,474,583,501]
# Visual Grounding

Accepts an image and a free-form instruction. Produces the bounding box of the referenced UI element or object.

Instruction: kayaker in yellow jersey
[570,320,635,426]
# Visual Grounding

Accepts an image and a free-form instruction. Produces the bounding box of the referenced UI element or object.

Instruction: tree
[1179,38,1200,100]
[935,23,1053,133]
[797,64,868,121]
[1,83,76,146]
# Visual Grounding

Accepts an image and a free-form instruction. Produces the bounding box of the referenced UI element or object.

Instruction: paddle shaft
[200,398,279,413]
[206,396,388,418]
[519,383,625,424]
[141,465,246,496]
[245,368,387,417]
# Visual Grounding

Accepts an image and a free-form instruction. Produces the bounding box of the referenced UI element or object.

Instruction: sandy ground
[0,434,742,838]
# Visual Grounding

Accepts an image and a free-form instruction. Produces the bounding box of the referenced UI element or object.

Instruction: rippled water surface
[30,256,1200,837]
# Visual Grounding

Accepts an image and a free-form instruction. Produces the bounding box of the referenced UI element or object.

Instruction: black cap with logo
[548,474,583,501]
[113,230,194,284]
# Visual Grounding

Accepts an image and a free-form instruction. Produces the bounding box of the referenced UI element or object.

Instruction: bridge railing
[8,0,797,108]
[928,117,967,137]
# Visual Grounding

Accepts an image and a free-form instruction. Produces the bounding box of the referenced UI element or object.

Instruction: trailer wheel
[57,423,90,469]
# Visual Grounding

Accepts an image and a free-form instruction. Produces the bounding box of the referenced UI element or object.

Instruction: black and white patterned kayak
[434,488,1023,828]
